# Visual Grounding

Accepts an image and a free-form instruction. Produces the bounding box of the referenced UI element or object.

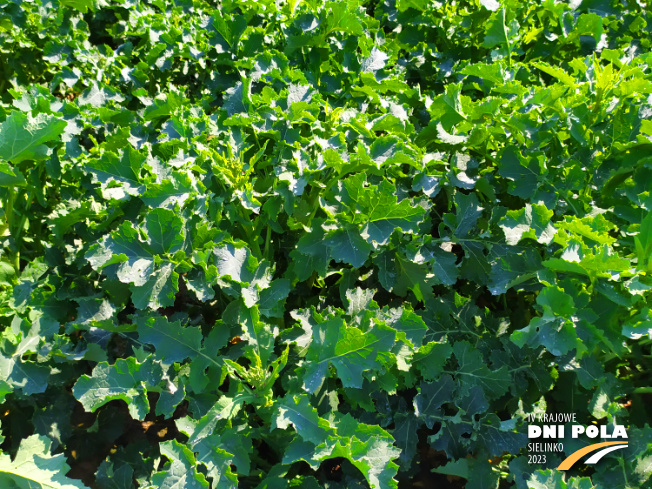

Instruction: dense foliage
[1,0,652,487]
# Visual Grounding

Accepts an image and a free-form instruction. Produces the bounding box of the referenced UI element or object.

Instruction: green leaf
[222,81,249,117]
[313,413,401,489]
[483,7,519,49]
[130,262,179,309]
[144,208,185,255]
[460,62,504,84]
[396,0,428,12]
[0,161,26,187]
[86,221,152,277]
[85,217,182,309]
[72,357,162,419]
[77,83,123,107]
[141,173,195,209]
[151,440,210,489]
[345,287,376,316]
[0,380,11,404]
[557,214,617,246]
[498,146,546,199]
[420,83,467,136]
[623,307,652,339]
[213,242,258,285]
[361,47,389,73]
[359,182,426,245]
[175,398,243,487]
[273,394,332,445]
[258,278,291,318]
[575,13,603,44]
[543,244,631,279]
[488,245,541,295]
[59,0,95,13]
[235,303,276,367]
[374,250,435,303]
[0,112,66,163]
[85,146,147,200]
[452,192,484,237]
[414,376,457,428]
[136,315,204,365]
[510,286,581,356]
[392,411,419,466]
[0,435,87,489]
[460,241,492,284]
[0,354,49,396]
[526,469,566,489]
[292,222,332,280]
[537,285,575,316]
[431,458,469,478]
[453,341,510,399]
[500,204,556,245]
[474,414,526,457]
[144,91,185,121]
[533,62,576,87]
[511,315,579,356]
[635,211,652,272]
[325,225,374,268]
[413,342,453,381]
[95,460,134,489]
[302,317,396,392]
[384,307,428,347]
[429,416,472,459]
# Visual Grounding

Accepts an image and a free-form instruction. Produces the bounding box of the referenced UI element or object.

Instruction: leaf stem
[632,387,652,394]
[5,187,15,233]
[264,223,272,260]
[4,188,20,272]
[13,189,32,244]
[10,189,33,273]
[237,206,262,257]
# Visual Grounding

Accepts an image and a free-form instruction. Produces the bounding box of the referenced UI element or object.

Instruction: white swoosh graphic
[584,444,628,464]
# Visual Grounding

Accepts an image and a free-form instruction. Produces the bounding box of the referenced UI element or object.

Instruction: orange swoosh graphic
[557,441,628,470]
